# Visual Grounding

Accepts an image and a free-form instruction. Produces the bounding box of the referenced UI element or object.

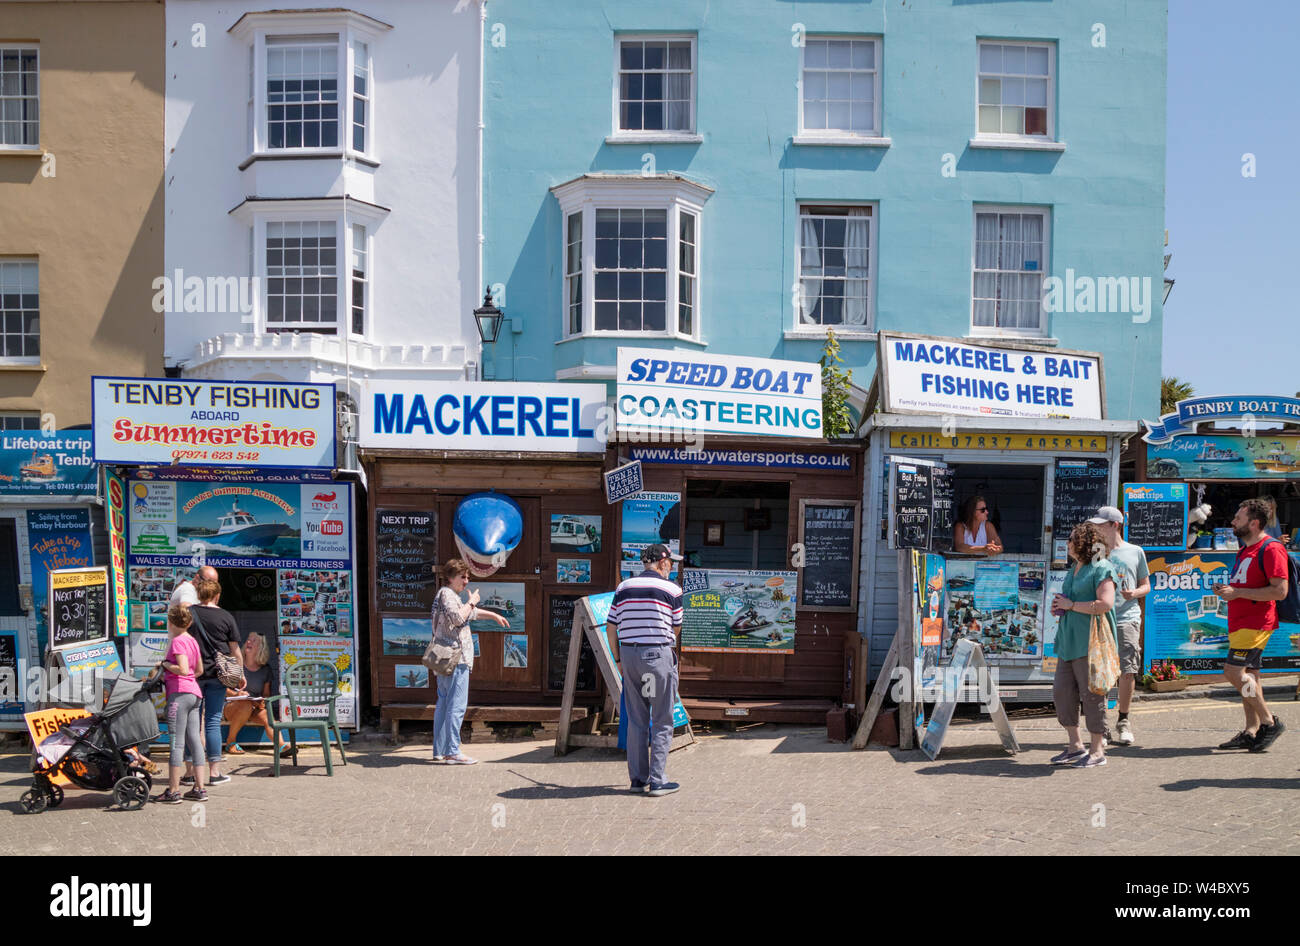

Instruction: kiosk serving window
[949,462,1045,555]
[684,480,789,570]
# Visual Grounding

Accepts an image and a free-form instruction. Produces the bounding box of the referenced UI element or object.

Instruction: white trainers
[1116,719,1135,746]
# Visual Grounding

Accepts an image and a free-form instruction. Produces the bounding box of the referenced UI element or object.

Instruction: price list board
[374,508,438,613]
[797,500,860,611]
[546,594,598,693]
[1051,458,1111,563]
[1123,483,1188,552]
[49,568,109,650]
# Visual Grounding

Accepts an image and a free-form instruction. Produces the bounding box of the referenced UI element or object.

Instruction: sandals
[446,754,478,765]
[225,743,246,755]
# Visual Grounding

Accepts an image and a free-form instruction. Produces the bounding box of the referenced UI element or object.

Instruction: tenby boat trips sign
[1142,395,1300,444]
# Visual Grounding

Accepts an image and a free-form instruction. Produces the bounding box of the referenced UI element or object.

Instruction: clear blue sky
[1164,2,1300,403]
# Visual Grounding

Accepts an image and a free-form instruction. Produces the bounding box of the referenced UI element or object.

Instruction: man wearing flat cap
[607,544,684,796]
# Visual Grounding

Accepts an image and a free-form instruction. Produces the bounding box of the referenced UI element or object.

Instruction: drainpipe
[477,0,487,381]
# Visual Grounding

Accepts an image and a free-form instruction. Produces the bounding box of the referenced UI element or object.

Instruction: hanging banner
[1142,395,1300,443]
[92,376,336,469]
[104,467,130,638]
[0,431,96,495]
[616,348,823,438]
[126,480,352,569]
[1144,552,1300,674]
[26,509,93,656]
[879,332,1103,420]
[360,380,606,453]
[1145,433,1300,480]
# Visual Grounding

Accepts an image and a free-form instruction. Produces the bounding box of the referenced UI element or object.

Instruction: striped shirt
[608,570,683,646]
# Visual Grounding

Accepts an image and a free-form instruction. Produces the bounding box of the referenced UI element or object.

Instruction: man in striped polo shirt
[608,543,684,796]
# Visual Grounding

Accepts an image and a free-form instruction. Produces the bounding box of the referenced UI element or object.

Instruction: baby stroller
[22,673,164,813]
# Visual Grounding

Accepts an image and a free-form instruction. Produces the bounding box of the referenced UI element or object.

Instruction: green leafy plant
[819,329,854,438]
[1143,660,1182,686]
[1160,377,1194,415]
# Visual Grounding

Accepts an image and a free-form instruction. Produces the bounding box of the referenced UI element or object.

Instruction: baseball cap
[640,543,683,564]
[1088,506,1123,524]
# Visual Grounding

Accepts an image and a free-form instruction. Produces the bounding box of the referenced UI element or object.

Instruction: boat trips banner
[126,479,351,569]
[1144,552,1300,674]
[0,431,95,495]
[1142,394,1300,443]
[1145,434,1300,480]
[680,569,797,654]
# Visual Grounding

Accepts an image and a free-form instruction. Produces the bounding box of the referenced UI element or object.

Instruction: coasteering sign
[616,348,823,439]
[879,333,1103,420]
[360,381,607,453]
[92,377,336,469]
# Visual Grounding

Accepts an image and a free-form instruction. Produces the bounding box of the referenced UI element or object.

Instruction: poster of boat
[680,569,797,653]
[1143,552,1300,673]
[549,514,602,553]
[1146,434,1300,480]
[465,582,525,634]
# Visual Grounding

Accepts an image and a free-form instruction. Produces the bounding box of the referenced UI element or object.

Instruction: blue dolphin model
[453,492,524,577]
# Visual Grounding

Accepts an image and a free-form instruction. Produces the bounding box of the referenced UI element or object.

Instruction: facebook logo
[303,540,314,551]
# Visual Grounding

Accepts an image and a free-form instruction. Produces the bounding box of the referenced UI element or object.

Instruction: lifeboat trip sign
[0,430,95,495]
[91,377,336,470]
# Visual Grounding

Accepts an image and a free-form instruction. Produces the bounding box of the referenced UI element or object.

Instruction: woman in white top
[953,495,1003,555]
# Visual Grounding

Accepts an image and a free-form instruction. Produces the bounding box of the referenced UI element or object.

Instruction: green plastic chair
[265,661,348,777]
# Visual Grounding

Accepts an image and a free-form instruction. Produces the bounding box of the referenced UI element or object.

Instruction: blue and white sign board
[604,460,644,503]
[360,381,607,453]
[92,377,336,470]
[1142,394,1300,443]
[616,348,823,438]
[879,333,1103,420]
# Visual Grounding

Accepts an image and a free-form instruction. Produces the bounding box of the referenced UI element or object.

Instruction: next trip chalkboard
[1052,458,1111,563]
[375,508,438,613]
[931,464,956,553]
[547,594,598,692]
[892,460,933,550]
[49,568,109,650]
[1123,483,1188,552]
[798,500,860,611]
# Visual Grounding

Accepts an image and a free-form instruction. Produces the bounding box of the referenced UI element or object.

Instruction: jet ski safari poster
[1143,552,1300,674]
[126,480,351,568]
[680,569,798,654]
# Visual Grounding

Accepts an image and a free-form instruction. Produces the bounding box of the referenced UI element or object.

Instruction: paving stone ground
[2,696,1297,855]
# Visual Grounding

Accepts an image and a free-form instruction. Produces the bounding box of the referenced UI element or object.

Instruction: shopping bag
[1087,614,1120,696]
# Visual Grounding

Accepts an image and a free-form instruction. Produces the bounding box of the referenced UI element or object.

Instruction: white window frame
[231,199,386,338]
[608,34,700,143]
[970,204,1051,339]
[0,44,40,151]
[796,36,882,141]
[0,258,40,364]
[791,204,877,337]
[552,176,712,342]
[972,39,1057,147]
[349,222,368,338]
[232,11,387,163]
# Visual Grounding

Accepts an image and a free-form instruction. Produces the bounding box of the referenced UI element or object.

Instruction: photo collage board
[124,477,358,727]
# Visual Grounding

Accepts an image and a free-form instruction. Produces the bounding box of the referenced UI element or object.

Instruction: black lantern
[473,287,504,344]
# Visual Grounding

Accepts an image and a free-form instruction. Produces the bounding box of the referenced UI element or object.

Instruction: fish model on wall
[453,492,523,577]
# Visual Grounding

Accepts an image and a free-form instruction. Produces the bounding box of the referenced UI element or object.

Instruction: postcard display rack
[555,593,695,755]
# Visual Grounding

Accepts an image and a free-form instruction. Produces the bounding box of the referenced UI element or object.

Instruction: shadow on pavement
[1161,777,1300,792]
[496,768,629,800]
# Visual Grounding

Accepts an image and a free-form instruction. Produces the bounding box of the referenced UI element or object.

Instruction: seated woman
[952,495,1003,555]
[222,631,287,755]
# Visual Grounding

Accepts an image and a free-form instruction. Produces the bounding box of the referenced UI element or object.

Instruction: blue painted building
[482,0,1166,424]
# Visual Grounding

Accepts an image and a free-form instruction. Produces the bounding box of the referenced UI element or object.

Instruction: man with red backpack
[1212,498,1291,752]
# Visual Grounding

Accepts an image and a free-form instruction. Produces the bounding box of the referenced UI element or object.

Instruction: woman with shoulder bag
[428,559,509,765]
[1049,521,1120,769]
[184,577,243,786]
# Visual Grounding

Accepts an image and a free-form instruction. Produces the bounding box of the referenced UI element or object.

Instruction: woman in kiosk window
[953,495,1003,555]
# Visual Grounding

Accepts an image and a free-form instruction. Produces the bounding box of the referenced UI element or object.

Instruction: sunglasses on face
[976,507,988,513]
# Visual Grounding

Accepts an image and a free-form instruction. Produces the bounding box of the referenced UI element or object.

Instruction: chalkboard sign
[0,633,18,710]
[375,508,438,613]
[547,594,598,692]
[892,461,933,551]
[931,464,956,553]
[798,500,860,611]
[1052,458,1111,563]
[1123,483,1188,552]
[49,568,109,650]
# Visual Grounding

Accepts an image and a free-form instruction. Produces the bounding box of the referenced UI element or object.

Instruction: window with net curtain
[972,210,1046,334]
[798,207,871,329]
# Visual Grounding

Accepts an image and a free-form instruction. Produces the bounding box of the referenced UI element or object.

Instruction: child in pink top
[151,605,206,804]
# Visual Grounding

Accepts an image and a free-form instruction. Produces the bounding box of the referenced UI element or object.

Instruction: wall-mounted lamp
[473,288,504,344]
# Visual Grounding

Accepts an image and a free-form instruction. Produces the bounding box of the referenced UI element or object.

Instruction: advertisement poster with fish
[1144,552,1300,674]
[1145,434,1300,481]
[27,509,93,656]
[0,430,96,496]
[620,491,680,580]
[943,559,1046,660]
[680,569,797,653]
[279,637,355,726]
